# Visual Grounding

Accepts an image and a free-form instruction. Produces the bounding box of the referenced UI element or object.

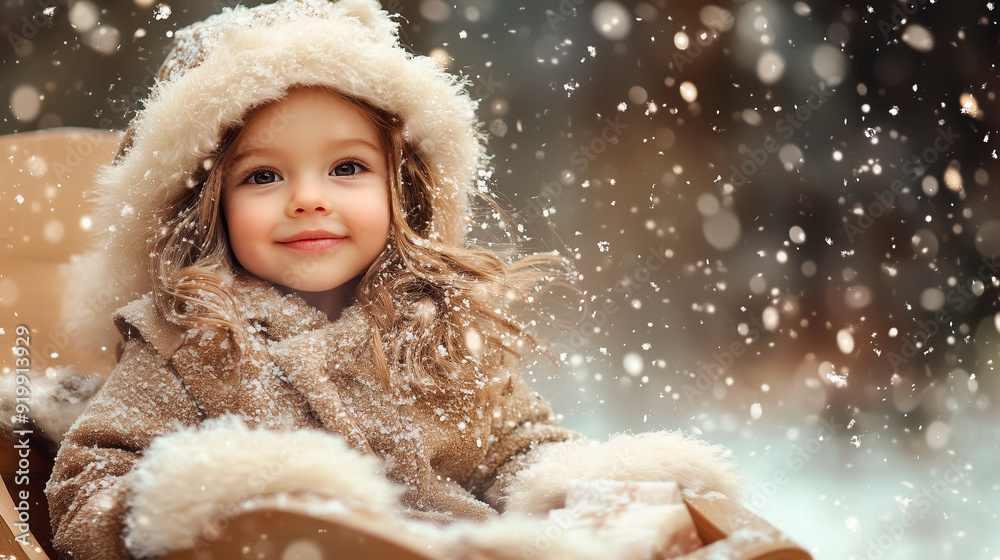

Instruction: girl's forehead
[235,88,382,151]
[247,88,351,125]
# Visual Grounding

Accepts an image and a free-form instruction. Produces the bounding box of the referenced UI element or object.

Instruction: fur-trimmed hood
[68,0,486,353]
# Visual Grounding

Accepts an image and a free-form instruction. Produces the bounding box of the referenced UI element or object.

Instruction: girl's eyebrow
[230,138,382,168]
[230,147,277,168]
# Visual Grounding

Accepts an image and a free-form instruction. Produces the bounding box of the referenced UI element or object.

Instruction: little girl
[46,1,741,558]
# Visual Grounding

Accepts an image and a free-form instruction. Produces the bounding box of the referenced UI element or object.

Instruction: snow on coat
[46,270,578,559]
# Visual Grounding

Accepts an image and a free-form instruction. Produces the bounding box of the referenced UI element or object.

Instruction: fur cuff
[504,431,742,514]
[124,416,401,558]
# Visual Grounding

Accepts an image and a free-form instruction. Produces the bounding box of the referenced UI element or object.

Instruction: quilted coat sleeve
[46,336,201,560]
[464,368,582,510]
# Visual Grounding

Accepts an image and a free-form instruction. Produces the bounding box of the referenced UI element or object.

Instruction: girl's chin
[273,275,363,297]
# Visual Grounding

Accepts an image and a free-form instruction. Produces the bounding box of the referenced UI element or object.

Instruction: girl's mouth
[277,230,345,251]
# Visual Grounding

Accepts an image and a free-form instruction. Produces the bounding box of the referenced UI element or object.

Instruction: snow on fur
[124,415,401,558]
[504,431,743,514]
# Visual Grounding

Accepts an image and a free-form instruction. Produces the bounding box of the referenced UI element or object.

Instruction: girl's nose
[285,177,332,216]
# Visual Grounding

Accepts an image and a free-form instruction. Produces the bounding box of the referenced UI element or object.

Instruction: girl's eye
[332,162,364,177]
[246,169,281,185]
[248,170,280,184]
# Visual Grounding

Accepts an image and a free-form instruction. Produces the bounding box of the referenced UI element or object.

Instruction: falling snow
[0,1,997,559]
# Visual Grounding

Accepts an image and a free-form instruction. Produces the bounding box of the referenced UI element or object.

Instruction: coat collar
[112,268,365,362]
[226,269,334,342]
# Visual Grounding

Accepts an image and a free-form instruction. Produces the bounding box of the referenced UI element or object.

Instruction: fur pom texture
[124,415,401,558]
[503,431,743,515]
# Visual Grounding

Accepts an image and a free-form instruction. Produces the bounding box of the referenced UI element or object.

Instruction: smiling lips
[277,230,346,251]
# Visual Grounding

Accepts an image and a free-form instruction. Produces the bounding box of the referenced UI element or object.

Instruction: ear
[337,0,399,41]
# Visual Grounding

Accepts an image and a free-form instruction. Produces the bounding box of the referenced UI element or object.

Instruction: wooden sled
[0,459,811,560]
[0,129,812,559]
[150,492,813,560]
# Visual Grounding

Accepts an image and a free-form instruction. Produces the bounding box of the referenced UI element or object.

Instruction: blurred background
[2,0,999,558]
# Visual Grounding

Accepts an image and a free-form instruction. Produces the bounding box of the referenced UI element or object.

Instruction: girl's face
[221,88,391,296]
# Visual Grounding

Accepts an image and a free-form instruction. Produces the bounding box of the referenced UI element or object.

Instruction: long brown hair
[146,86,571,388]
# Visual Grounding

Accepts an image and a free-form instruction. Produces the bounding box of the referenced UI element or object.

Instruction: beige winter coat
[46,270,578,559]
